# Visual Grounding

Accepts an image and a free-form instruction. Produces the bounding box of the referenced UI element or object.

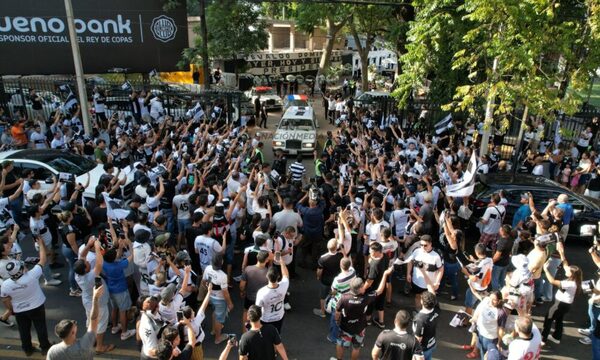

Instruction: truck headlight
[580,224,597,236]
[273,141,283,147]
[303,142,314,148]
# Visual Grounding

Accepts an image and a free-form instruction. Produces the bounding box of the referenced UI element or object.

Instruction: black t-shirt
[30,95,43,110]
[239,324,281,360]
[317,251,343,286]
[336,292,377,334]
[495,237,513,267]
[3,170,18,196]
[375,330,423,360]
[91,207,107,228]
[367,255,389,292]
[412,308,439,351]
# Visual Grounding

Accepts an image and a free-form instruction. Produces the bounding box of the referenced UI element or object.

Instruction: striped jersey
[327,267,357,313]
[288,162,306,182]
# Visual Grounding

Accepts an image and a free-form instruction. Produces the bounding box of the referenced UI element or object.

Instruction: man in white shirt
[478,194,505,252]
[194,223,225,271]
[0,237,52,356]
[405,235,444,310]
[255,256,290,335]
[29,125,48,149]
[172,182,197,249]
[507,316,542,360]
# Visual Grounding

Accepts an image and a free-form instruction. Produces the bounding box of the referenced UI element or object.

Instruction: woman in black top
[439,215,465,301]
[57,211,83,297]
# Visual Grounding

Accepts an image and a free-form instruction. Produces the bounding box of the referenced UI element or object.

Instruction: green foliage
[181,0,268,69]
[394,0,600,126]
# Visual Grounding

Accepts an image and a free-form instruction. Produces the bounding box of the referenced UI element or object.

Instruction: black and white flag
[186,102,205,122]
[121,81,133,92]
[149,69,158,78]
[59,85,78,112]
[434,114,453,134]
[102,192,130,220]
[445,152,477,197]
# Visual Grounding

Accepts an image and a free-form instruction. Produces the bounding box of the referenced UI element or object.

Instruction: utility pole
[199,0,211,89]
[64,0,91,135]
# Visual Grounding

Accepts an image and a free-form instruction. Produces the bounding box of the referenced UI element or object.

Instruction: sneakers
[0,317,14,327]
[372,319,385,329]
[52,273,61,279]
[548,334,560,344]
[312,308,326,318]
[326,335,336,344]
[69,289,82,297]
[540,296,551,302]
[579,337,592,345]
[233,275,243,282]
[44,279,62,286]
[578,328,592,336]
[535,298,544,305]
[120,329,136,341]
[450,295,457,301]
[111,325,121,335]
[284,303,291,311]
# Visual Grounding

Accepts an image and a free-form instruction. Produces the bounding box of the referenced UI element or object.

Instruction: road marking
[0,338,141,357]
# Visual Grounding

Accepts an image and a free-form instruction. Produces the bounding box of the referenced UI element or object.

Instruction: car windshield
[279,118,314,130]
[11,151,97,176]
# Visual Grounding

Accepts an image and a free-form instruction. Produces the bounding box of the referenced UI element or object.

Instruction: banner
[244,51,345,76]
[102,192,130,220]
[0,0,187,74]
[434,114,453,135]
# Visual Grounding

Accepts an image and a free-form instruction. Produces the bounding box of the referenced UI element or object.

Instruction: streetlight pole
[64,0,92,135]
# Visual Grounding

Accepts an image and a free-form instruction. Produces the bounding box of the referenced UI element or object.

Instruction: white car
[272,106,319,155]
[244,86,283,110]
[0,149,135,201]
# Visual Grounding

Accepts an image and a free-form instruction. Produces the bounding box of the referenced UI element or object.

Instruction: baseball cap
[520,193,529,201]
[160,283,177,303]
[154,232,171,248]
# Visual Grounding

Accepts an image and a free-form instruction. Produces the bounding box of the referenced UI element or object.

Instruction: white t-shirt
[507,324,542,360]
[409,248,443,289]
[481,205,505,234]
[139,311,160,357]
[475,297,501,339]
[202,265,228,300]
[158,293,184,325]
[532,165,544,176]
[0,265,46,313]
[255,277,289,323]
[390,209,410,237]
[555,280,577,304]
[266,236,294,265]
[365,220,390,242]
[190,310,206,344]
[30,131,47,149]
[194,235,223,271]
[172,193,192,220]
[469,257,493,291]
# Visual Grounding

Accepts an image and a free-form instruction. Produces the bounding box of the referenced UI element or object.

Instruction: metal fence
[0,76,247,123]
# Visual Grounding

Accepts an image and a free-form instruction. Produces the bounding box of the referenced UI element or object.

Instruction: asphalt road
[0,101,596,360]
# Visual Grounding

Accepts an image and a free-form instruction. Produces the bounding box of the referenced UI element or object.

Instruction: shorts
[337,329,365,349]
[320,283,331,300]
[210,298,228,324]
[177,218,192,234]
[244,297,255,310]
[465,288,482,309]
[110,290,132,311]
[373,292,385,311]
[261,318,284,335]
[85,302,109,334]
[479,233,498,250]
[411,283,427,295]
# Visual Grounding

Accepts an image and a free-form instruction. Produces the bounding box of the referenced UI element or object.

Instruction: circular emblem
[399,343,407,350]
[151,15,177,43]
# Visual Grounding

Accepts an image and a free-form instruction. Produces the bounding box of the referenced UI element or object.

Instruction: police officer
[0,236,51,356]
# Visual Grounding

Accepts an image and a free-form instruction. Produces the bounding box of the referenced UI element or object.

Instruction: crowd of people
[0,81,598,360]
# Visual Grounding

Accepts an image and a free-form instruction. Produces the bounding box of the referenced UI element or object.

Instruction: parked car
[0,149,135,201]
[244,86,283,110]
[471,173,600,242]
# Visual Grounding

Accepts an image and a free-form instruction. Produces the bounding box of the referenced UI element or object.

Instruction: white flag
[434,114,453,134]
[102,192,130,220]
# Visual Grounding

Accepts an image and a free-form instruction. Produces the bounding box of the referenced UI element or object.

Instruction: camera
[308,185,320,202]
[536,232,560,247]
[582,279,596,295]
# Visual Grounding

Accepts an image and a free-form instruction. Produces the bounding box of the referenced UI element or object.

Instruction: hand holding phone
[274,251,281,262]
[94,276,102,289]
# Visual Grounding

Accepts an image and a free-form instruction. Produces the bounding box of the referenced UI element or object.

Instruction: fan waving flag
[186,102,205,122]
[102,192,130,220]
[59,84,78,112]
[434,114,453,134]
[445,152,477,198]
[121,81,133,92]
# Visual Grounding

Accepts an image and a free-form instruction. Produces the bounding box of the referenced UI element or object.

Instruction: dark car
[471,173,600,242]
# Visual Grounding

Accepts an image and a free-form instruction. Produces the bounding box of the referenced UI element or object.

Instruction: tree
[181,0,268,84]
[295,3,352,76]
[349,5,393,90]
[394,0,600,154]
